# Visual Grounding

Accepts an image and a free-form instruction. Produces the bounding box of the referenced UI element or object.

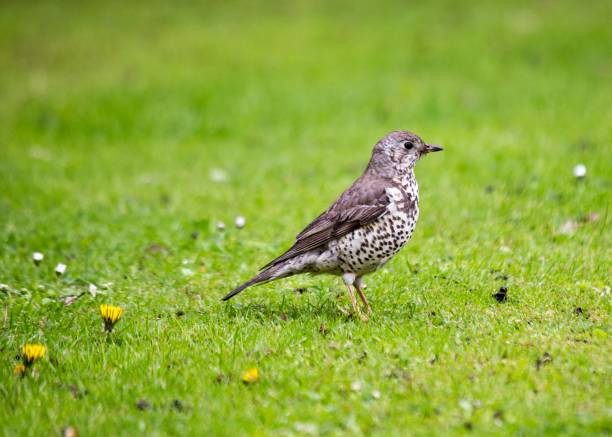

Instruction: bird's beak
[424,144,444,154]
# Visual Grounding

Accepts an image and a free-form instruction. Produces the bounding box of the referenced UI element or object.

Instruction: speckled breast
[336,183,419,275]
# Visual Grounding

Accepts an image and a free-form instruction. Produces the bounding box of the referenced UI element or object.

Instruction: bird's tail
[221,264,285,301]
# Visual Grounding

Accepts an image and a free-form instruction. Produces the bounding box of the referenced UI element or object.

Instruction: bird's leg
[355,276,372,316]
[342,273,367,321]
[344,283,360,317]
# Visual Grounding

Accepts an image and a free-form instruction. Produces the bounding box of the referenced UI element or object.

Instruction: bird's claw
[336,304,368,322]
[336,304,351,317]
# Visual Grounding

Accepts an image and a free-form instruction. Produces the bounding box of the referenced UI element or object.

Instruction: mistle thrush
[222,131,443,320]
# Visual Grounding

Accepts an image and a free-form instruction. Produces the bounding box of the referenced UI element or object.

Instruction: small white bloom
[0,284,9,291]
[55,263,67,275]
[558,220,579,236]
[350,381,362,392]
[63,295,81,306]
[235,216,246,229]
[216,221,226,231]
[371,389,381,399]
[500,245,512,253]
[209,168,228,183]
[459,399,473,413]
[88,284,98,297]
[294,422,317,435]
[181,268,194,277]
[573,164,587,178]
[32,252,44,264]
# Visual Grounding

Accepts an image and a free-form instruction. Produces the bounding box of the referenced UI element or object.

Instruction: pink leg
[343,273,367,321]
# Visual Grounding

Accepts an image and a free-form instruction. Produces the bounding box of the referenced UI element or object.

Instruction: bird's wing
[260,176,391,270]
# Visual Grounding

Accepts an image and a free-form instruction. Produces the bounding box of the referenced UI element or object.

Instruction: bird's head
[368,130,443,176]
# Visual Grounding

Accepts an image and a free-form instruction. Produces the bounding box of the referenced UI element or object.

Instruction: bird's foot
[336,304,368,322]
[336,304,351,317]
[355,286,372,317]
[350,309,369,322]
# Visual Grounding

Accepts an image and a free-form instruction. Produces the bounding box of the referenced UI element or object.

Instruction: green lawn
[1,0,610,435]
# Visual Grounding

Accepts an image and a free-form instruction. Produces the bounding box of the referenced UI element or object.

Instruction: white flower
[88,284,98,297]
[235,216,246,229]
[371,389,381,399]
[55,263,67,275]
[558,220,579,236]
[0,284,9,291]
[573,164,587,178]
[216,221,226,231]
[350,381,362,392]
[459,399,473,413]
[181,268,194,277]
[32,252,44,264]
[209,168,228,183]
[294,422,317,435]
[63,295,81,306]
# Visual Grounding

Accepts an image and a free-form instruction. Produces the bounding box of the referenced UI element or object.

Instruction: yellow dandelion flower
[14,363,26,376]
[22,343,46,365]
[100,304,124,332]
[242,367,260,384]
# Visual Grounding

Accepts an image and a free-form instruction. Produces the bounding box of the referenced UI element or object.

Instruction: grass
[0,0,610,435]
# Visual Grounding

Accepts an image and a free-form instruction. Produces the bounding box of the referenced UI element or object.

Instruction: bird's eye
[403,141,414,150]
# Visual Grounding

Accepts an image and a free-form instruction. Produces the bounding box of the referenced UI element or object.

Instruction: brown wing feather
[260,175,391,270]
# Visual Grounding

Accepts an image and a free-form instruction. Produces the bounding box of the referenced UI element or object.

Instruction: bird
[222,130,443,320]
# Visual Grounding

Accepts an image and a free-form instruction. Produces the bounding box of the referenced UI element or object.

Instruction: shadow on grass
[220,290,419,323]
[222,295,344,322]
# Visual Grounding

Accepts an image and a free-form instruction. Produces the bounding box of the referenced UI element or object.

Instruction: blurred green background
[0,0,610,435]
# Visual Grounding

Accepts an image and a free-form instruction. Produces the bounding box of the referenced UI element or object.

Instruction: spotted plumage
[222,130,443,320]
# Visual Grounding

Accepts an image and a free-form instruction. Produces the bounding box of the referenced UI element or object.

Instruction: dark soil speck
[536,352,553,370]
[171,399,185,412]
[493,287,508,302]
[573,307,585,316]
[136,399,151,411]
[319,323,329,336]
